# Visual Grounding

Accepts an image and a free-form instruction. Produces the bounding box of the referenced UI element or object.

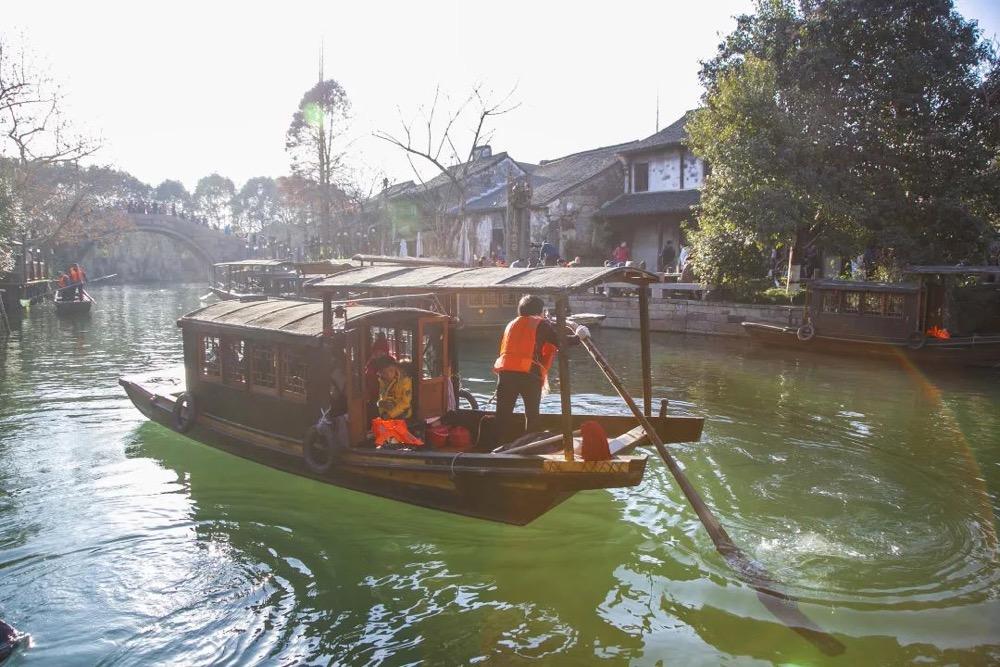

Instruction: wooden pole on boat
[638,283,652,417]
[322,295,333,338]
[554,295,574,462]
[575,330,845,656]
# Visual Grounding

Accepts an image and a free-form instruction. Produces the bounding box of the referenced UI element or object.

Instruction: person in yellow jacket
[374,357,413,420]
[493,295,576,443]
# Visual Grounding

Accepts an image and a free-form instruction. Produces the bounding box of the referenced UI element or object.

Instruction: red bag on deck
[372,418,423,447]
[426,423,450,448]
[579,420,611,461]
[447,426,473,451]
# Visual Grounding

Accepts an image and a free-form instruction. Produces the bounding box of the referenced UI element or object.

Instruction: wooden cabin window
[467,293,484,307]
[821,292,840,313]
[421,322,445,379]
[502,293,519,307]
[843,292,861,314]
[222,338,248,385]
[200,335,221,379]
[862,292,883,315]
[281,349,308,399]
[397,328,414,363]
[483,292,499,307]
[887,294,905,318]
[251,343,278,391]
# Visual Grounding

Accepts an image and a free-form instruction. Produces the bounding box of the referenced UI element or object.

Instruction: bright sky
[6,0,1000,192]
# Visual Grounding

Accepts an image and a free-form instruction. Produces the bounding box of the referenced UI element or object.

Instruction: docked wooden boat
[567,313,606,327]
[54,289,93,315]
[211,259,353,301]
[742,266,1000,367]
[122,266,704,524]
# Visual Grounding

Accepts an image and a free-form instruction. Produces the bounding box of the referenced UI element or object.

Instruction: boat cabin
[177,299,452,446]
[805,279,922,342]
[211,259,303,300]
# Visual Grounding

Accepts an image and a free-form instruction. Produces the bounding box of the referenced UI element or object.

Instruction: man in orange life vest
[493,295,577,443]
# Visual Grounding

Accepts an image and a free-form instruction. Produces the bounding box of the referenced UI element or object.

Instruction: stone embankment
[569,295,802,336]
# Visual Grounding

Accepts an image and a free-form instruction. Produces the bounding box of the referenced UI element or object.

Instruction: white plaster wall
[634,150,704,192]
[647,151,680,191]
[474,216,492,258]
[684,154,704,188]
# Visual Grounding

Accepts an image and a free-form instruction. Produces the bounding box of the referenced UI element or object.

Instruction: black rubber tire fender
[303,425,336,474]
[907,331,927,350]
[173,392,197,433]
[796,322,816,342]
[457,388,479,410]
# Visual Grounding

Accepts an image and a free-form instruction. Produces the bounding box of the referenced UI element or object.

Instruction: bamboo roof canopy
[177,299,441,342]
[810,279,921,293]
[306,265,659,295]
[904,265,1000,276]
[214,259,296,268]
[352,254,466,268]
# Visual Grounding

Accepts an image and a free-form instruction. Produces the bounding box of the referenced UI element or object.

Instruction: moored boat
[121,266,705,524]
[742,266,1000,367]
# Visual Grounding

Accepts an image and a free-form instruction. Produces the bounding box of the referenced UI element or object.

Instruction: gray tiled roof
[529,141,637,206]
[598,189,700,218]
[620,111,697,155]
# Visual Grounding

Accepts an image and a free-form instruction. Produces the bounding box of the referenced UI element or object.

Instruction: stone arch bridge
[81,213,246,270]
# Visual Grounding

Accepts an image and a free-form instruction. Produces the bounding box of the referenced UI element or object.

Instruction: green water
[1,284,998,666]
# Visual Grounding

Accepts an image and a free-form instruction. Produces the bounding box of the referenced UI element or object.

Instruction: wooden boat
[567,313,606,327]
[211,259,353,301]
[122,266,704,524]
[54,289,93,315]
[742,266,1000,367]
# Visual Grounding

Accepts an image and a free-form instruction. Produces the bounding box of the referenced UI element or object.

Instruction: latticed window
[843,292,861,313]
[200,335,221,379]
[862,292,883,315]
[222,338,247,385]
[887,294,905,318]
[421,322,445,380]
[821,292,839,313]
[252,344,277,390]
[282,349,307,398]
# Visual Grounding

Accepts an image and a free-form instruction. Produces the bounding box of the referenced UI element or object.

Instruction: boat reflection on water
[124,421,658,664]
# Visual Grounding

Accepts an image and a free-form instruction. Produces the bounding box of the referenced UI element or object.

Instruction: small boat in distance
[54,289,93,316]
[742,265,1000,367]
[210,259,353,301]
[121,266,705,524]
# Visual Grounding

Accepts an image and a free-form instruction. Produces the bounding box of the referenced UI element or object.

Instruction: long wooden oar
[55,273,117,290]
[575,331,845,656]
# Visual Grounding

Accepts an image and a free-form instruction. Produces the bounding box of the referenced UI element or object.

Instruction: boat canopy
[214,259,295,269]
[177,298,442,344]
[307,265,658,295]
[904,265,1000,276]
[810,279,920,294]
[352,254,466,268]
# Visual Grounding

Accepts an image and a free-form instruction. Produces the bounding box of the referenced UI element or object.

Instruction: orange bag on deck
[926,326,951,340]
[372,418,423,447]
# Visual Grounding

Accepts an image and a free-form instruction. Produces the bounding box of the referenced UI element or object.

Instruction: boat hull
[742,322,1000,368]
[54,297,92,315]
[120,374,666,525]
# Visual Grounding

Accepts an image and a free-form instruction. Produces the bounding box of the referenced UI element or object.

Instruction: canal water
[0,284,997,666]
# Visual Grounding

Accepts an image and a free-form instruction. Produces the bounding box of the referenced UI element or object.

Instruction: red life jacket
[69,267,81,284]
[493,316,557,380]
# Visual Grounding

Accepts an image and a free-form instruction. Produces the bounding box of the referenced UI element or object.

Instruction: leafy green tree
[153,179,191,214]
[689,0,1000,292]
[286,79,351,240]
[233,176,281,234]
[193,173,235,229]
